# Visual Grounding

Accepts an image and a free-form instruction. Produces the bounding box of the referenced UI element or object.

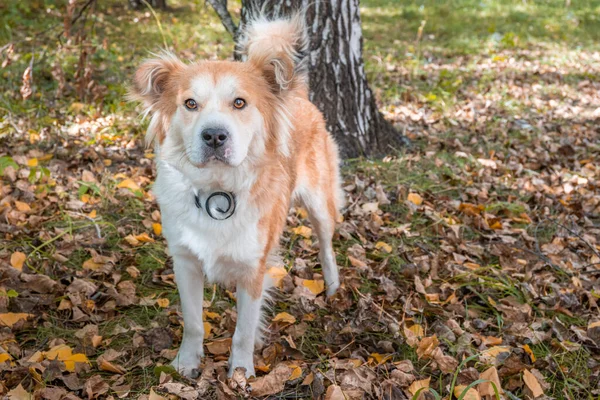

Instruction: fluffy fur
[131,14,344,378]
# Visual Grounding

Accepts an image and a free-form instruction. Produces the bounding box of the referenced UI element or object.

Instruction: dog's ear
[131,53,185,110]
[238,15,308,95]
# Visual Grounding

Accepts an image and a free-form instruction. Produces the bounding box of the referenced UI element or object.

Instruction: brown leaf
[454,385,481,400]
[478,366,503,396]
[324,384,345,400]
[523,369,544,397]
[249,364,291,396]
[416,335,439,359]
[10,251,26,270]
[206,338,232,355]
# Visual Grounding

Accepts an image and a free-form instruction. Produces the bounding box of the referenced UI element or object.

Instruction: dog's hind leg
[299,188,340,297]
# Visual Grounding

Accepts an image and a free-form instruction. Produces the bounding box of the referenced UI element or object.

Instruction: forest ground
[0,0,599,399]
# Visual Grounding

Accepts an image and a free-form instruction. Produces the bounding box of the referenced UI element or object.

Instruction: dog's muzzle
[194,191,236,220]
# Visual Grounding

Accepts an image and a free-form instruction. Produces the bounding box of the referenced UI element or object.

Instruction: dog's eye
[233,98,246,109]
[184,99,198,110]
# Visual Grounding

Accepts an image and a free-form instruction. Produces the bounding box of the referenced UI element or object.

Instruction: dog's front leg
[171,249,205,379]
[228,276,264,378]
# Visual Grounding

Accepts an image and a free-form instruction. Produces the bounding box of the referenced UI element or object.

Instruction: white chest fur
[152,163,263,286]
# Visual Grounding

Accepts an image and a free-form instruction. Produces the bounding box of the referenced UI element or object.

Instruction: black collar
[194,191,236,220]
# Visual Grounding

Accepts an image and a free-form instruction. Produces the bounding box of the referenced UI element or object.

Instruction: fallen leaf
[206,338,232,355]
[0,353,12,363]
[523,369,544,397]
[302,279,325,295]
[156,298,170,308]
[10,251,26,270]
[288,366,302,381]
[416,335,439,359]
[6,384,32,400]
[99,359,126,374]
[479,366,503,396]
[324,384,345,400]
[273,312,296,324]
[267,266,288,287]
[408,377,430,396]
[291,225,312,238]
[117,179,140,191]
[407,193,423,205]
[250,364,291,396]
[26,158,38,167]
[0,313,33,328]
[454,385,481,400]
[375,241,392,253]
[152,223,162,235]
[14,201,31,212]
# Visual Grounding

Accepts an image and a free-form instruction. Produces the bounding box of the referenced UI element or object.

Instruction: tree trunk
[237,0,405,158]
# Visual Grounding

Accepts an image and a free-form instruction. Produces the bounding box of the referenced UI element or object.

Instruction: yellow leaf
[453,385,481,400]
[204,321,212,339]
[522,344,536,362]
[44,344,72,361]
[407,193,423,206]
[152,223,162,236]
[88,210,97,219]
[156,298,170,308]
[291,225,312,239]
[408,324,424,337]
[273,312,296,324]
[117,178,140,191]
[63,353,90,372]
[375,241,392,253]
[10,252,26,271]
[134,232,154,243]
[523,369,544,397]
[0,313,33,328]
[302,279,325,295]
[256,364,271,373]
[370,353,392,365]
[296,207,308,219]
[204,311,221,321]
[288,366,302,381]
[14,201,31,212]
[0,353,12,363]
[80,194,90,203]
[82,258,103,271]
[267,266,288,288]
[27,158,38,167]
[408,378,430,396]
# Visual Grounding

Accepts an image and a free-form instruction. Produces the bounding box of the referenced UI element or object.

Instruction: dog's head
[131,17,307,168]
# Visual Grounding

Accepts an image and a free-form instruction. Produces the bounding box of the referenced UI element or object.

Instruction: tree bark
[236,0,405,158]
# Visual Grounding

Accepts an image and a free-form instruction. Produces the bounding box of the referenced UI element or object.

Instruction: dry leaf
[10,251,26,270]
[416,335,439,359]
[408,377,430,396]
[324,384,345,400]
[152,223,162,235]
[0,313,33,328]
[375,241,392,253]
[454,385,481,400]
[288,366,302,381]
[156,298,170,308]
[302,279,325,295]
[99,359,126,374]
[479,366,503,396]
[523,369,544,398]
[249,364,291,396]
[7,384,32,400]
[407,193,423,205]
[273,312,296,324]
[206,338,232,355]
[267,266,288,288]
[291,225,312,238]
[117,179,140,191]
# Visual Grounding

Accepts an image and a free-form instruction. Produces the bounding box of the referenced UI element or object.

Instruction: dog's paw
[228,355,255,378]
[171,352,202,379]
[326,280,340,297]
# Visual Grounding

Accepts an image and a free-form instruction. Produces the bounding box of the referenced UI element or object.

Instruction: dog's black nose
[201,128,229,148]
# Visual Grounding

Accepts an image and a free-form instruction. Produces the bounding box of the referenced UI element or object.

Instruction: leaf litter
[0,0,599,399]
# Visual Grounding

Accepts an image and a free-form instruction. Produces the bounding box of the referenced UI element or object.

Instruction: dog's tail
[236,13,309,95]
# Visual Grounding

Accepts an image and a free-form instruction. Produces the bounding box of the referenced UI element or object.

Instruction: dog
[131,14,343,378]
